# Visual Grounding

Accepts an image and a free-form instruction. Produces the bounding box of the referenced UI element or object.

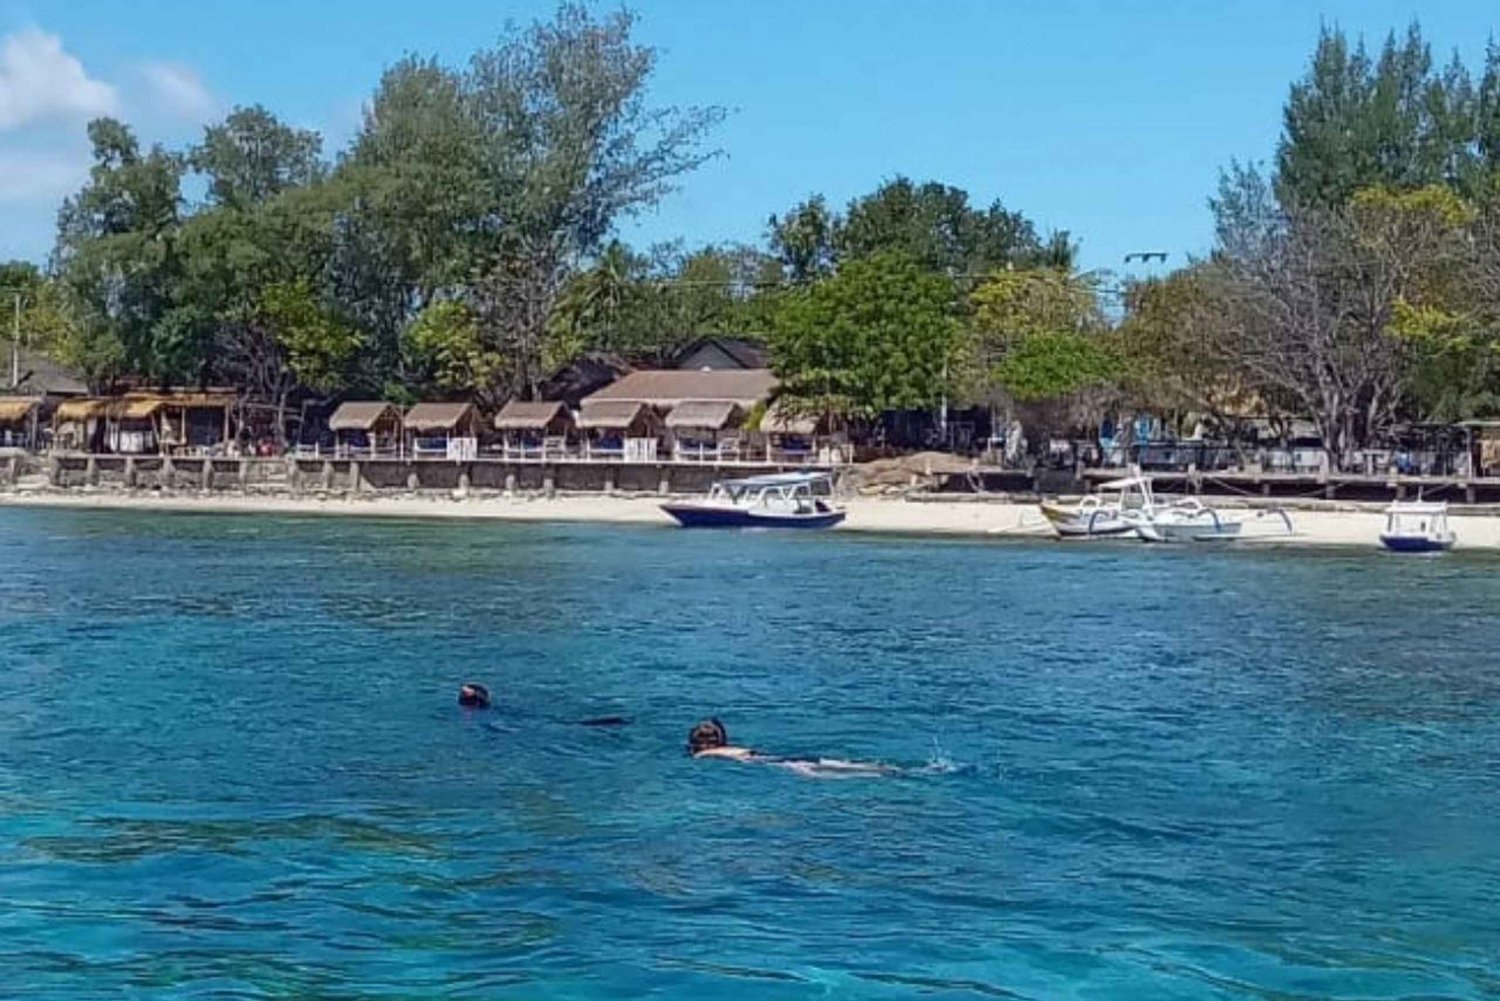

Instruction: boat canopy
[1385,500,1449,514]
[722,471,833,488]
[1099,474,1151,491]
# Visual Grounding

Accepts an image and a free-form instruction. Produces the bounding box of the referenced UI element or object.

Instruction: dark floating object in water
[578,715,631,727]
[458,683,491,709]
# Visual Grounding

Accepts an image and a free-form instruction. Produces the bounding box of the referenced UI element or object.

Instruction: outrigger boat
[1038,473,1150,538]
[1040,467,1295,543]
[1379,500,1456,553]
[661,471,846,529]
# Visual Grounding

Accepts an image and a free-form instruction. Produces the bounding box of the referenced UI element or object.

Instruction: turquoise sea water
[1,508,1498,1000]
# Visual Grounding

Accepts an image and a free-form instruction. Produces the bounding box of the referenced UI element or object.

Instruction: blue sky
[1,0,1495,277]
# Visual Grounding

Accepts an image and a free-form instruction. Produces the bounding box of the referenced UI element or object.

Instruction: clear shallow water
[1,509,1498,1000]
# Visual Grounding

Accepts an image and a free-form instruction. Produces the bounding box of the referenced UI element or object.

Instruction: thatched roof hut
[329,401,402,434]
[494,400,573,434]
[404,402,480,436]
[664,400,744,431]
[577,400,658,434]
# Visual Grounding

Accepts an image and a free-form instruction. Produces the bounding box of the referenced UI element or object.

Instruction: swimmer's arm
[693,746,757,761]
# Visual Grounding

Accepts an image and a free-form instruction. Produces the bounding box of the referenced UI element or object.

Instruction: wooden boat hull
[660,503,846,530]
[1039,502,1137,538]
[1379,534,1455,553]
[1136,519,1244,543]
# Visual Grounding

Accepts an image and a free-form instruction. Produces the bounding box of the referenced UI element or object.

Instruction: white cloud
[0,28,117,132]
[0,149,87,205]
[141,61,216,122]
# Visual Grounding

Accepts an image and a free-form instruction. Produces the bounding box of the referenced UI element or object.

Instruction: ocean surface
[1,508,1498,1000]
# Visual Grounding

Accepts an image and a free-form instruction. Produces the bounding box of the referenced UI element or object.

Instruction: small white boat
[1038,473,1150,538]
[661,472,846,529]
[1134,497,1245,543]
[1379,500,1455,553]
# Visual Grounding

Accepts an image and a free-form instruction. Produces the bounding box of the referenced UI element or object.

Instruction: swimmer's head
[687,718,728,755]
[457,683,491,709]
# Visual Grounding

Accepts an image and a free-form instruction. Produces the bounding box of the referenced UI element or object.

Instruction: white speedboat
[661,472,846,529]
[1379,500,1455,553]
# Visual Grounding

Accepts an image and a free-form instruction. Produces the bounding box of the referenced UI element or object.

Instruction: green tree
[192,105,325,210]
[53,118,186,385]
[770,252,958,419]
[1275,23,1491,207]
[402,299,505,402]
[965,267,1114,439]
[837,177,1068,274]
[767,194,838,281]
[465,4,723,399]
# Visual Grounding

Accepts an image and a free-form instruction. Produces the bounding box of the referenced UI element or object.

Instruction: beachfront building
[328,401,403,457]
[583,369,776,461]
[152,393,236,454]
[670,336,769,372]
[104,397,162,453]
[46,393,236,455]
[761,399,838,464]
[0,396,42,450]
[494,400,573,460]
[52,398,106,452]
[405,402,481,460]
[665,401,745,461]
[576,400,662,460]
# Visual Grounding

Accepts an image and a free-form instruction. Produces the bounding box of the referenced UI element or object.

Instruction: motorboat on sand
[661,472,845,529]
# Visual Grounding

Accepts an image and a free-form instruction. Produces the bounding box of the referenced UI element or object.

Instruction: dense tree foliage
[769,253,959,420]
[37,4,722,411]
[16,15,1500,462]
[1278,26,1500,207]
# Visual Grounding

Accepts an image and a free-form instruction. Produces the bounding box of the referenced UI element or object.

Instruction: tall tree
[336,56,486,379]
[192,105,325,210]
[965,267,1114,438]
[53,118,186,385]
[1276,23,1488,206]
[837,176,1065,274]
[767,194,838,281]
[465,3,723,399]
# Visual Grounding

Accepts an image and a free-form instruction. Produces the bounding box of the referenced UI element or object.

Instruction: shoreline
[6,486,1500,550]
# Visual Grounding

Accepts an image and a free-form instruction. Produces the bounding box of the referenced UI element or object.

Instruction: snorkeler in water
[686,718,896,778]
[457,683,492,709]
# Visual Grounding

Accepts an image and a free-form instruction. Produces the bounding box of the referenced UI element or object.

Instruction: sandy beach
[5,486,1500,550]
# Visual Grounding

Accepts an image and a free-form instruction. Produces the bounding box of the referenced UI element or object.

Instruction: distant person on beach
[686,718,894,778]
[457,683,491,709]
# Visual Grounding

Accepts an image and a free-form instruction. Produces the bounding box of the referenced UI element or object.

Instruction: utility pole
[10,292,20,390]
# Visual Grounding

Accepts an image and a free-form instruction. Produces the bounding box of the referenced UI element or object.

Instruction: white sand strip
[4,490,1500,550]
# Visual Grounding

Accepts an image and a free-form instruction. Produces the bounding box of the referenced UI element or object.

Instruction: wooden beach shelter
[152,392,235,454]
[328,401,403,457]
[52,398,109,452]
[404,402,481,459]
[576,400,661,460]
[494,400,574,460]
[665,400,746,461]
[103,395,163,454]
[0,396,42,450]
[761,399,825,464]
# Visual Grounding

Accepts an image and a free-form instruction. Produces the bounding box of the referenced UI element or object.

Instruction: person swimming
[457,683,492,709]
[686,718,895,777]
[686,718,757,760]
